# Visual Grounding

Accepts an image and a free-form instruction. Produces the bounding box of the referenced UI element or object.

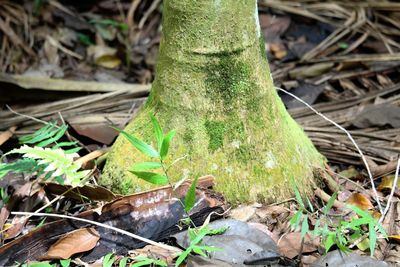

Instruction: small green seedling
[118,113,222,266]
[102,253,116,267]
[290,188,387,256]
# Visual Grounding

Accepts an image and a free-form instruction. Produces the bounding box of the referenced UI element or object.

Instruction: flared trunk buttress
[102,0,324,204]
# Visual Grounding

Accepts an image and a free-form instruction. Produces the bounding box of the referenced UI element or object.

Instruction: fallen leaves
[277,233,320,259]
[346,193,374,210]
[42,228,100,260]
[0,126,17,146]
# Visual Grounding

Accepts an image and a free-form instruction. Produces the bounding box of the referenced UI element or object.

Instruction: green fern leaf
[0,158,39,178]
[6,145,89,186]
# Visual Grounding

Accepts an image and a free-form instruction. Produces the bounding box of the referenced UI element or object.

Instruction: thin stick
[11,211,180,252]
[379,157,400,224]
[277,87,383,214]
[6,105,50,126]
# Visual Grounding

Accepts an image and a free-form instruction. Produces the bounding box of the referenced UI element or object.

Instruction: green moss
[204,120,226,152]
[205,57,254,107]
[226,118,245,142]
[259,37,267,59]
[234,144,256,163]
[102,0,326,204]
[183,128,194,144]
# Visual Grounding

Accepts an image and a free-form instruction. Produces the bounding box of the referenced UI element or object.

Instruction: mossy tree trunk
[102,0,324,204]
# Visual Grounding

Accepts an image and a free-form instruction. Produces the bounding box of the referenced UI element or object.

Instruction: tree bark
[102,0,324,204]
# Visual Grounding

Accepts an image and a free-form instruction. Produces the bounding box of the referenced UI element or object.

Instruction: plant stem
[160,159,198,231]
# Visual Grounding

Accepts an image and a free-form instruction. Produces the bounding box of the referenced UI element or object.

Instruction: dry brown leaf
[346,193,374,210]
[278,233,320,259]
[0,126,17,146]
[42,228,100,260]
[269,43,287,59]
[370,210,381,220]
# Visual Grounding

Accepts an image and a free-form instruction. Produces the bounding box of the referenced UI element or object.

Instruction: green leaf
[369,223,377,256]
[324,232,336,253]
[103,253,115,267]
[375,222,387,238]
[347,205,374,220]
[347,217,371,229]
[131,259,153,267]
[312,219,321,236]
[77,33,93,46]
[28,263,55,267]
[188,228,197,241]
[184,177,198,212]
[337,242,351,253]
[192,246,207,257]
[206,226,228,236]
[289,210,302,230]
[53,141,78,149]
[0,158,38,179]
[129,162,162,172]
[119,257,128,267]
[5,146,89,186]
[324,192,337,215]
[301,214,309,240]
[197,245,223,252]
[64,147,82,154]
[306,196,314,213]
[90,18,128,31]
[294,188,305,209]
[150,114,164,151]
[175,250,190,267]
[19,123,55,144]
[160,130,176,160]
[20,123,68,148]
[115,128,159,158]
[129,171,168,185]
[59,259,71,267]
[132,257,167,267]
[37,125,68,147]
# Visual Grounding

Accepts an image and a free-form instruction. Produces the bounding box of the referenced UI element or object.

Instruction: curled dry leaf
[346,193,374,210]
[42,228,100,260]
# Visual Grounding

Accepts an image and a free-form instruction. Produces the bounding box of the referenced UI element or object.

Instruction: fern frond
[0,158,40,178]
[6,145,89,186]
[19,122,65,145]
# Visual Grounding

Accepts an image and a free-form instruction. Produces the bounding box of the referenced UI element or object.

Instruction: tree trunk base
[101,0,325,204]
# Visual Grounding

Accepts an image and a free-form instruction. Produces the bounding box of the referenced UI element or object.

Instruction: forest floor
[1,0,400,266]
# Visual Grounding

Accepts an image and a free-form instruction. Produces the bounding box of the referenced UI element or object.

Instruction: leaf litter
[1,0,400,266]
